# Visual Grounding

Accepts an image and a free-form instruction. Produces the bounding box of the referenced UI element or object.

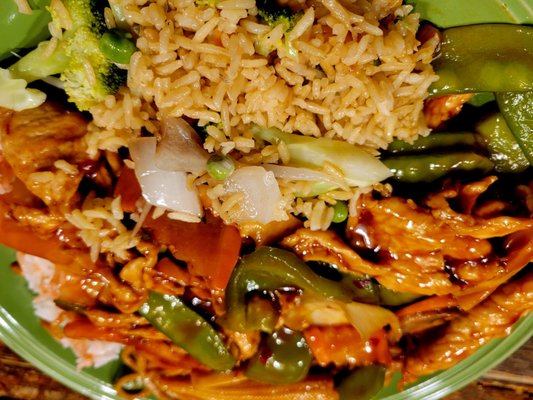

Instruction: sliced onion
[284,297,401,342]
[341,302,401,342]
[155,117,209,175]
[129,137,202,220]
[223,166,287,224]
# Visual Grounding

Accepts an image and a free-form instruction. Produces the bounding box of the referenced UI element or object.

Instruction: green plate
[1,1,532,398]
[406,0,533,27]
[0,245,122,400]
[1,244,532,399]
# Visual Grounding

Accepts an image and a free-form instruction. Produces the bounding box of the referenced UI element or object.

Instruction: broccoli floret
[196,121,224,141]
[7,0,127,111]
[256,0,301,32]
[254,0,303,57]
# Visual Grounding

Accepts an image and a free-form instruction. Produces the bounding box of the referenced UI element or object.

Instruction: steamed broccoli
[7,0,127,111]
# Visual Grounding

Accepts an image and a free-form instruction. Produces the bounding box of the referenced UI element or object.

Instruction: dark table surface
[0,338,531,400]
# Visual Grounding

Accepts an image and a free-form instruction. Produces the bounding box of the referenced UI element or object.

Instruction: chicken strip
[282,178,533,296]
[0,102,90,207]
[403,271,533,382]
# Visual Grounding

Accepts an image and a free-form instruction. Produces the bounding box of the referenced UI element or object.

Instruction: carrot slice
[144,212,241,290]
[114,166,142,213]
[0,199,91,268]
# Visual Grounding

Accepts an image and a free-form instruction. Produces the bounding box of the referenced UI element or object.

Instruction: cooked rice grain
[78,0,437,230]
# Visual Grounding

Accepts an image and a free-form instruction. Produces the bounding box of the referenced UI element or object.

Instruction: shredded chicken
[304,325,391,368]
[403,271,533,382]
[0,102,90,207]
[282,178,533,296]
[424,93,474,129]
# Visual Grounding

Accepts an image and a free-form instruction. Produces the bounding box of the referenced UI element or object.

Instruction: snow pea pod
[0,0,51,61]
[139,291,236,371]
[386,132,479,154]
[430,24,533,96]
[383,152,494,183]
[476,112,530,172]
[496,92,533,166]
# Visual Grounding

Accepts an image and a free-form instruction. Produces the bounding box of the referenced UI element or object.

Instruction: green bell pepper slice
[496,92,533,166]
[224,247,381,332]
[336,365,386,400]
[0,0,52,61]
[245,326,312,385]
[430,24,533,96]
[139,291,236,371]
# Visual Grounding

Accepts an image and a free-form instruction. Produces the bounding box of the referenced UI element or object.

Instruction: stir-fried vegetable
[496,91,533,166]
[0,68,46,111]
[245,326,312,384]
[129,137,203,219]
[251,125,392,187]
[336,365,386,400]
[139,291,236,371]
[6,0,128,111]
[224,247,380,332]
[0,0,51,61]
[386,132,479,154]
[99,28,136,64]
[331,201,349,223]
[430,24,533,96]
[475,113,530,173]
[383,152,494,183]
[207,154,236,180]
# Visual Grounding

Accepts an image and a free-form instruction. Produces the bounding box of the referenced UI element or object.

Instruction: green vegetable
[307,261,421,306]
[206,154,235,180]
[256,0,301,32]
[406,0,533,28]
[496,92,533,166]
[430,24,533,96]
[245,326,312,384]
[139,291,236,371]
[245,293,278,333]
[475,112,529,173]
[377,286,421,307]
[0,0,51,61]
[331,201,349,223]
[383,152,494,183]
[7,0,127,111]
[251,125,392,187]
[0,67,46,111]
[468,92,496,107]
[254,0,303,57]
[336,365,386,400]
[386,132,479,154]
[223,247,380,332]
[99,29,137,64]
[294,181,338,198]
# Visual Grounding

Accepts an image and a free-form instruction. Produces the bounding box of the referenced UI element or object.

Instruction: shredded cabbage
[0,67,46,111]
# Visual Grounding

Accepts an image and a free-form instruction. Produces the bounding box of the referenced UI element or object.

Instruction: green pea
[99,29,136,64]
[331,200,348,223]
[207,154,235,180]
